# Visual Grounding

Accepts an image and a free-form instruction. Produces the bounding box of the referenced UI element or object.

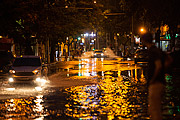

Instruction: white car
[93,50,105,58]
[8,55,47,84]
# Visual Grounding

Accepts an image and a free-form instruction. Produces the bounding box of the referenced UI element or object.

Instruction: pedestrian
[141,32,168,120]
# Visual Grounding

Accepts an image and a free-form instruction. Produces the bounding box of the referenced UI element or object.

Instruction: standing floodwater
[0,58,180,119]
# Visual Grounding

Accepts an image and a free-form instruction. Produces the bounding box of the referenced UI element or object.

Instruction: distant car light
[127,58,131,61]
[9,78,14,82]
[33,70,39,74]
[9,70,16,74]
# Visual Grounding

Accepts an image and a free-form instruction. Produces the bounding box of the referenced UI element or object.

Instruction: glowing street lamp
[140,28,144,32]
[140,27,146,34]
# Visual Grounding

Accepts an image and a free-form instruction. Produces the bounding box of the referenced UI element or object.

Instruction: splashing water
[104,47,119,58]
[80,51,94,58]
[80,48,120,59]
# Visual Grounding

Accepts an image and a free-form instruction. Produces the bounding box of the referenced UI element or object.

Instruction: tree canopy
[1,0,180,52]
[0,0,105,45]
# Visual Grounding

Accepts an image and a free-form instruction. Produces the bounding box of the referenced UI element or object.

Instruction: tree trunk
[50,39,56,63]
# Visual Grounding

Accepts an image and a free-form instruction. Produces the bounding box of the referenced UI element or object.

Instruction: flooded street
[0,58,180,120]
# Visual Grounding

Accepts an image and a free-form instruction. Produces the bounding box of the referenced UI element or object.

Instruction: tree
[0,0,107,61]
[0,0,40,55]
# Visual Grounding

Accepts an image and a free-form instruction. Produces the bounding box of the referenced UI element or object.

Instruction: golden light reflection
[134,65,138,82]
[69,58,141,79]
[33,95,44,113]
[64,73,148,119]
[62,58,149,119]
[140,69,146,84]
[0,58,175,119]
[0,95,48,119]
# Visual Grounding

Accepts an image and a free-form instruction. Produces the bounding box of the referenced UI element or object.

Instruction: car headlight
[9,78,14,82]
[9,70,16,74]
[35,77,47,84]
[35,87,42,91]
[33,70,39,74]
[127,58,131,61]
[36,77,41,82]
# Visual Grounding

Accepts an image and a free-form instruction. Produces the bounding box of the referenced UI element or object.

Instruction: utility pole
[97,33,99,49]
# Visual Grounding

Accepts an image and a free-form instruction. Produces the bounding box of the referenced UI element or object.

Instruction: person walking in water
[141,32,166,120]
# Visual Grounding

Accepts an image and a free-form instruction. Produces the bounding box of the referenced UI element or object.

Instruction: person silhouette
[141,32,165,120]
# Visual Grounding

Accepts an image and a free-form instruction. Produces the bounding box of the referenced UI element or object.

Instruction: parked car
[8,55,47,84]
[134,49,148,64]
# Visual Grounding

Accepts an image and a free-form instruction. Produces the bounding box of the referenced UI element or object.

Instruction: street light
[140,27,146,34]
[78,37,81,41]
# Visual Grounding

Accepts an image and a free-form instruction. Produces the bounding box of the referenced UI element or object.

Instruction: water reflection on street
[64,58,149,119]
[0,58,180,119]
[2,95,47,119]
[64,77,148,119]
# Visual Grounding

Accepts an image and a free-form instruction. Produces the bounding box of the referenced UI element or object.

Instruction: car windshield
[95,51,103,53]
[13,58,41,66]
